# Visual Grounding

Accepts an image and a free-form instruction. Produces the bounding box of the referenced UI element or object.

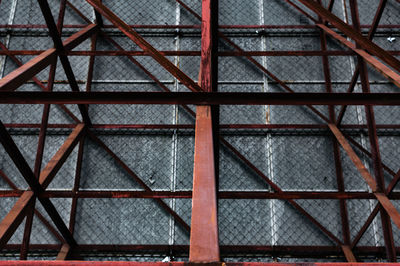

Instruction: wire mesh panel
[75,198,171,245]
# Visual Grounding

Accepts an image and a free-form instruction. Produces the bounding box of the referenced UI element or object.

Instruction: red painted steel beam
[318,24,400,88]
[296,0,400,73]
[56,244,71,261]
[24,10,367,244]
[2,23,400,29]
[352,171,400,249]
[21,1,69,258]
[4,50,400,57]
[336,0,387,126]
[64,0,197,121]
[5,123,400,130]
[0,124,86,249]
[64,0,197,124]
[317,9,355,261]
[0,24,98,92]
[329,124,400,232]
[5,243,400,259]
[0,262,399,266]
[0,39,85,125]
[0,122,83,248]
[172,0,399,185]
[0,172,65,245]
[2,91,400,105]
[348,1,396,260]
[4,190,400,200]
[0,50,365,56]
[74,0,400,220]
[284,0,400,88]
[38,0,92,125]
[0,192,34,249]
[189,107,219,262]
[85,0,201,93]
[171,0,331,127]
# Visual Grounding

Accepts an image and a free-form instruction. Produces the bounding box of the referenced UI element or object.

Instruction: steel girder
[0,0,399,263]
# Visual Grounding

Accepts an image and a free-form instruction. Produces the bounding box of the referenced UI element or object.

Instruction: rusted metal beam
[37,0,92,125]
[317,8,354,260]
[0,121,78,248]
[0,171,65,246]
[189,107,219,262]
[348,1,396,260]
[5,123,400,130]
[0,124,86,249]
[64,0,196,121]
[202,0,220,192]
[16,49,400,57]
[341,245,357,262]
[0,24,98,92]
[2,243,400,257]
[0,192,34,249]
[1,261,400,266]
[20,89,52,259]
[189,0,220,260]
[2,91,400,105]
[329,124,400,231]
[172,0,399,185]
[20,0,69,258]
[336,0,387,125]
[56,244,71,261]
[0,39,81,124]
[296,0,400,73]
[335,167,400,248]
[318,24,400,88]
[3,22,400,29]
[4,190,400,200]
[65,0,198,122]
[85,0,201,93]
[39,124,86,188]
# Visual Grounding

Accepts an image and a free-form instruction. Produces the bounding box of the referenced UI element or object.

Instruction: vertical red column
[190,105,219,262]
[189,0,219,262]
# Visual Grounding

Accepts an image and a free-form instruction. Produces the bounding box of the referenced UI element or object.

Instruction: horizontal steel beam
[86,0,201,93]
[0,24,98,92]
[1,92,400,105]
[0,124,86,249]
[329,124,400,230]
[1,244,398,257]
[4,123,400,130]
[1,190,400,199]
[0,50,364,56]
[318,24,400,88]
[1,23,400,29]
[297,0,400,73]
[0,261,398,266]
[4,50,400,57]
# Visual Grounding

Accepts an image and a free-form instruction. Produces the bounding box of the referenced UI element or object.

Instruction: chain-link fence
[0,0,400,262]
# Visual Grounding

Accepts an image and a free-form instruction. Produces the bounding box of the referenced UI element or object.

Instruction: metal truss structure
[0,0,400,263]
